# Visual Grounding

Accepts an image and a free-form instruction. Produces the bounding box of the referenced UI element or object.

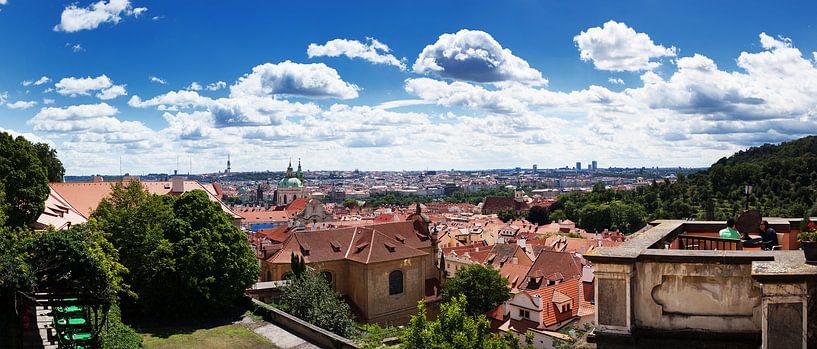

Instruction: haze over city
[1,0,816,174]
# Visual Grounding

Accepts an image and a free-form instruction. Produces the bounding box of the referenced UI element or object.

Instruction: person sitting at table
[719,218,741,240]
[759,220,779,250]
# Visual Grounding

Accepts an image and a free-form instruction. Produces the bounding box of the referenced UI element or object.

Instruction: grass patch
[141,323,278,349]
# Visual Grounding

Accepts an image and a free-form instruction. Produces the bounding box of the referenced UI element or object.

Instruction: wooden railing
[677,235,743,251]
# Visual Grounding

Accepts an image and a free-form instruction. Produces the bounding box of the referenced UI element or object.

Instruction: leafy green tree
[401,295,531,349]
[32,142,64,183]
[497,208,518,223]
[342,198,359,208]
[92,183,259,316]
[0,132,49,228]
[441,264,510,316]
[279,269,356,337]
[549,209,566,222]
[527,205,549,225]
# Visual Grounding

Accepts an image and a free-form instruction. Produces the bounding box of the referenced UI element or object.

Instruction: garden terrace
[586,219,817,349]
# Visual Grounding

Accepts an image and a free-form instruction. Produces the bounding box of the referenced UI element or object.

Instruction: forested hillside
[551,136,817,233]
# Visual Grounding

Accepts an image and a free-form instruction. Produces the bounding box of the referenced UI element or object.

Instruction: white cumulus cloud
[54,0,147,33]
[308,37,406,70]
[206,81,226,91]
[55,75,127,100]
[413,29,547,86]
[230,61,359,99]
[574,20,677,72]
[187,82,203,91]
[6,100,37,109]
[149,76,167,84]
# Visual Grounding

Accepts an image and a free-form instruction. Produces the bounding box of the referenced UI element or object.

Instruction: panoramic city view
[1,1,817,348]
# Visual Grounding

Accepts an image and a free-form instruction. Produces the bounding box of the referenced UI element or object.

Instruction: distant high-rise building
[592,160,598,171]
[226,153,231,173]
[576,162,582,171]
[532,164,538,174]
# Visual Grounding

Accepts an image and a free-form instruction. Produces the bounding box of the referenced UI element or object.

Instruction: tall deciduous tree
[441,264,510,317]
[92,183,259,315]
[33,142,65,183]
[0,132,49,228]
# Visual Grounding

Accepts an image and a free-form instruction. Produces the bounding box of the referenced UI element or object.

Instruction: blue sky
[1,0,816,175]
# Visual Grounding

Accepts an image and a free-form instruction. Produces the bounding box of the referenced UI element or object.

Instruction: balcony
[586,219,817,349]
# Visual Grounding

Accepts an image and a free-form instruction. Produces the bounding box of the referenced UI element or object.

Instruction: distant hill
[552,136,817,232]
[704,136,817,218]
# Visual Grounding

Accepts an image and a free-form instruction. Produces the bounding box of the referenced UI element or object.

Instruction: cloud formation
[574,20,677,71]
[55,75,127,100]
[414,29,547,86]
[12,27,817,174]
[6,100,37,109]
[149,76,167,84]
[230,61,359,99]
[308,37,406,70]
[54,0,147,33]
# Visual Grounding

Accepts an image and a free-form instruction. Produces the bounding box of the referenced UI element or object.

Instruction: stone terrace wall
[251,299,360,349]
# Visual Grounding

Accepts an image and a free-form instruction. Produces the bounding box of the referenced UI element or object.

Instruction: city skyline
[1,1,817,175]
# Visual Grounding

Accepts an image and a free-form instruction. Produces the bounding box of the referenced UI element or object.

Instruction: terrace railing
[677,235,742,250]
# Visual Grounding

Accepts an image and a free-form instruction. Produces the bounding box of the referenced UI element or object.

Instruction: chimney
[92,175,104,182]
[171,176,185,193]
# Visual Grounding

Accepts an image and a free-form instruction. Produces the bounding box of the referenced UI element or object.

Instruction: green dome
[278,177,303,188]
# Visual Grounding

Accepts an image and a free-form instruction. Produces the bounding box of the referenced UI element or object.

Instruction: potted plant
[797,218,817,262]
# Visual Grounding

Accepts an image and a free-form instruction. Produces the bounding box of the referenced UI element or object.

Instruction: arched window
[321,271,333,285]
[389,270,403,295]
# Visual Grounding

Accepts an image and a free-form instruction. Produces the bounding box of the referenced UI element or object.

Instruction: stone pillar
[752,258,817,349]
[594,262,635,335]
[759,281,808,349]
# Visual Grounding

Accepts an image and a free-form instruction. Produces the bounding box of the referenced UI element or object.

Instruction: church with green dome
[275,159,307,206]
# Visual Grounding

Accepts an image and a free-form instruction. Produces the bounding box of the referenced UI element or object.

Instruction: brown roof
[500,262,532,291]
[266,221,430,265]
[48,180,240,219]
[523,250,584,290]
[486,243,524,268]
[482,197,528,213]
[256,226,291,243]
[286,198,308,215]
[234,206,289,223]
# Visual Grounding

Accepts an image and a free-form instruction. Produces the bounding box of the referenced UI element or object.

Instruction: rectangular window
[518,309,530,319]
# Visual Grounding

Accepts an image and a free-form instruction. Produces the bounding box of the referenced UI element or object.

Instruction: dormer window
[329,240,342,252]
[558,302,571,313]
[299,242,311,256]
[518,309,530,319]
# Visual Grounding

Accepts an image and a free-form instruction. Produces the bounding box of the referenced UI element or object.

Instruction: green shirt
[719,227,741,240]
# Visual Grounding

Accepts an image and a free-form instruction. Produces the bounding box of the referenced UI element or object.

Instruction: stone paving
[237,314,320,349]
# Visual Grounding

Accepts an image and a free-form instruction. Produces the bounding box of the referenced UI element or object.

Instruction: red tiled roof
[256,226,291,243]
[523,250,584,290]
[235,207,289,222]
[266,221,430,265]
[49,180,240,219]
[528,276,581,327]
[286,198,308,215]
